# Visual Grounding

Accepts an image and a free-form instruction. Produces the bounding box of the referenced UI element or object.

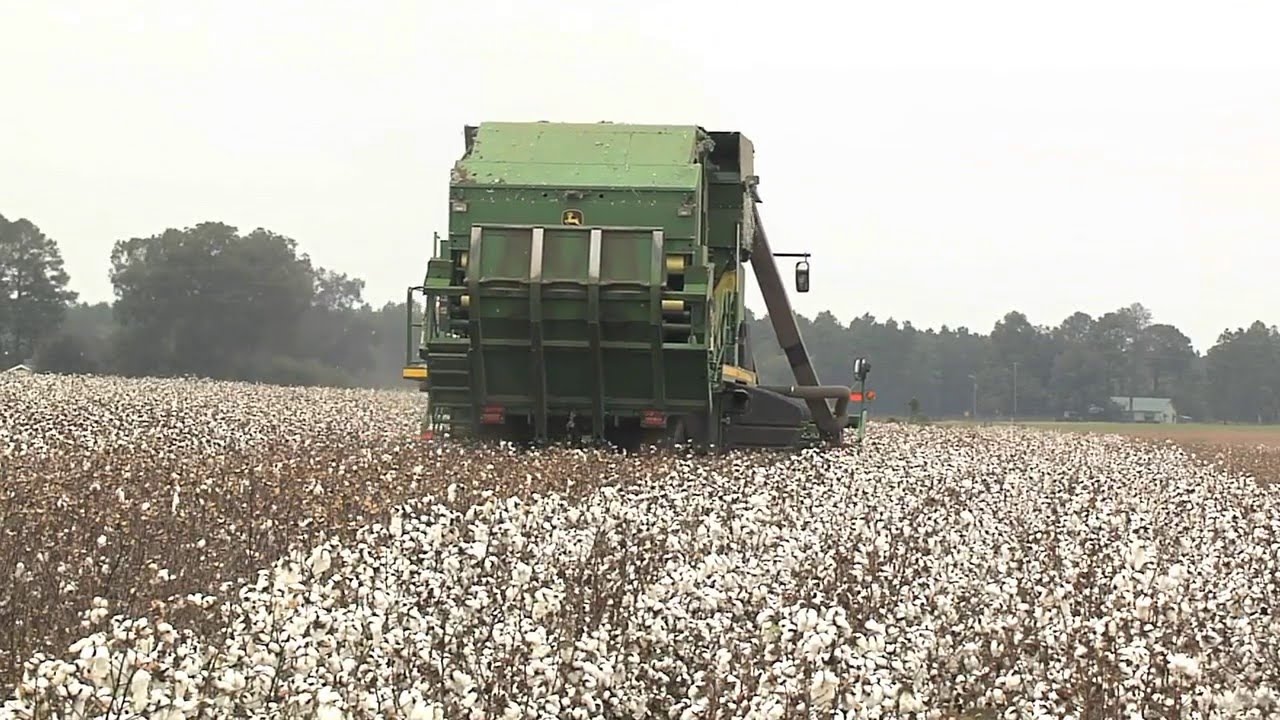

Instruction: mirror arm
[771,251,812,293]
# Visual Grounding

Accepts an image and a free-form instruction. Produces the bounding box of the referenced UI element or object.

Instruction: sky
[2,0,1278,353]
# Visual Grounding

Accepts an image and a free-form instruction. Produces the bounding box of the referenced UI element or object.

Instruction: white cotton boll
[748,695,786,720]
[511,561,533,587]
[308,547,332,575]
[215,668,246,693]
[794,607,818,633]
[680,698,709,719]
[449,669,475,695]
[1155,572,1181,593]
[1134,596,1153,621]
[72,637,95,659]
[1168,653,1202,681]
[128,668,151,713]
[50,661,72,688]
[898,688,925,713]
[1253,686,1277,709]
[807,669,839,708]
[316,686,344,708]
[715,647,733,674]
[86,647,110,682]
[802,633,828,662]
[1126,539,1154,572]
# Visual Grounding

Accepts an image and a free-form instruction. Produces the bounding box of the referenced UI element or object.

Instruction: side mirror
[795,260,810,293]
[853,356,871,382]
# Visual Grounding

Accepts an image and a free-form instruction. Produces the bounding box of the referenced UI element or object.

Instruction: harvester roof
[451,121,705,191]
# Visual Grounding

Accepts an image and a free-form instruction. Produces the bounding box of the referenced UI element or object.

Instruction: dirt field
[1021,421,1280,483]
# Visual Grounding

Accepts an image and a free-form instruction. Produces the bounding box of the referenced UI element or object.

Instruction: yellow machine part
[721,364,757,385]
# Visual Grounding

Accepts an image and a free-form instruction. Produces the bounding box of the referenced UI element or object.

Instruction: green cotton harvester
[403,121,873,450]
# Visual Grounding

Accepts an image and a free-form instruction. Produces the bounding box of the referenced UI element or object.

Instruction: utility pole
[1012,361,1019,421]
[968,373,978,420]
[932,370,942,417]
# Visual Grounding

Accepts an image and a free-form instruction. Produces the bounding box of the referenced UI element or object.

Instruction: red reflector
[850,392,864,402]
[480,404,505,425]
[640,410,666,428]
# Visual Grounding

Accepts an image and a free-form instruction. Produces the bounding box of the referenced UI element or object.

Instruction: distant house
[3,364,34,375]
[1110,396,1178,424]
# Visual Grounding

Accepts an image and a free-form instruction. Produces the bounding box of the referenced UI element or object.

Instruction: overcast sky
[2,0,1277,352]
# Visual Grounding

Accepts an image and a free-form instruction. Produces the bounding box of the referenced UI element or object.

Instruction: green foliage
[99,221,400,387]
[35,329,106,374]
[746,301,1273,423]
[907,397,929,424]
[108,222,315,379]
[1206,322,1280,423]
[0,214,77,364]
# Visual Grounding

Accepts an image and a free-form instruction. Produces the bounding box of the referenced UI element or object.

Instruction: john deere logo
[562,209,583,226]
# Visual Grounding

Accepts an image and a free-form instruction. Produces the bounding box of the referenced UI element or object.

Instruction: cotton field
[2,374,1280,719]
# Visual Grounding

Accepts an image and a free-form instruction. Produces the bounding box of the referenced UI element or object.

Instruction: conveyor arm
[747,202,844,443]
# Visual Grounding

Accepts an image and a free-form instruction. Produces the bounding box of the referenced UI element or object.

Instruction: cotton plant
[4,373,1280,718]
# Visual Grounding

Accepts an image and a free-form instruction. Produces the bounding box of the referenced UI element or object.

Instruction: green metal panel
[477,228,532,281]
[414,120,770,443]
[707,179,745,249]
[542,229,588,281]
[431,222,710,434]
[453,122,702,190]
[447,190,700,252]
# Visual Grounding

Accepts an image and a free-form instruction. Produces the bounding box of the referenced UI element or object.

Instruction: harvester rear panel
[405,121,869,449]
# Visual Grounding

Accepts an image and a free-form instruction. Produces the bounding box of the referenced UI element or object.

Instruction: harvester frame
[402,121,871,451]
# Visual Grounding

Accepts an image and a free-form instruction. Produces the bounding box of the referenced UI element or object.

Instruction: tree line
[3,211,1278,423]
[745,304,1280,424]
[2,215,408,389]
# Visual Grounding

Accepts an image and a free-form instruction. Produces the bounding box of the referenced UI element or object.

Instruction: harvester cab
[402,121,872,451]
